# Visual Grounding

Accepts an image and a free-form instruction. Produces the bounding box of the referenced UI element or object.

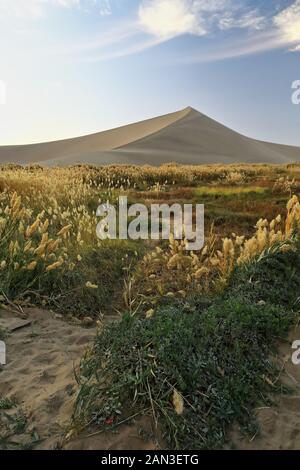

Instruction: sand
[232,324,300,450]
[0,308,159,450]
[1,307,300,450]
[64,416,160,451]
[0,107,299,166]
[0,308,95,449]
[0,108,189,166]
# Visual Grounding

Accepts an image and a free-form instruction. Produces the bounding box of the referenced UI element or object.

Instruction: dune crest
[0,107,299,166]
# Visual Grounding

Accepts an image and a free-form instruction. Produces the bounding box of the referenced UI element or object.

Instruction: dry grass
[1,162,300,450]
[0,163,299,317]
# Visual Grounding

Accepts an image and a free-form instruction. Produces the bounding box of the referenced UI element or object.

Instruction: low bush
[74,242,300,449]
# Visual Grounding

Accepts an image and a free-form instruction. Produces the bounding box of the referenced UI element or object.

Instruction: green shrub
[74,243,300,449]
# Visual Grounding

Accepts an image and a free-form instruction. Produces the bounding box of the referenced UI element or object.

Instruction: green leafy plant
[73,242,300,449]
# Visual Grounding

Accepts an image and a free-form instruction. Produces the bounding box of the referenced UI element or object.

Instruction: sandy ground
[0,107,299,166]
[1,308,300,450]
[0,308,159,450]
[64,416,161,451]
[232,324,300,450]
[0,308,96,449]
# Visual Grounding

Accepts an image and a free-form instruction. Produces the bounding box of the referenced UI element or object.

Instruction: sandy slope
[117,108,300,165]
[0,107,299,166]
[0,108,189,166]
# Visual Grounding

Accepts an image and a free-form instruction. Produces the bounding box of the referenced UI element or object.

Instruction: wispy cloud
[290,44,300,51]
[0,0,109,19]
[81,35,167,63]
[63,0,270,62]
[274,0,300,47]
[218,9,266,31]
[180,30,285,64]
[60,20,139,55]
[2,0,300,63]
[138,0,207,38]
[134,0,300,63]
[138,0,265,39]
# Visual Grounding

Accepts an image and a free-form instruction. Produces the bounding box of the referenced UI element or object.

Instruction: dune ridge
[0,106,299,166]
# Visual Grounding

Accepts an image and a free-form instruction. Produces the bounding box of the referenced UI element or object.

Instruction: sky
[0,0,300,146]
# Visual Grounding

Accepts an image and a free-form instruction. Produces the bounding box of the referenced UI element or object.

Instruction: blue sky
[0,0,300,146]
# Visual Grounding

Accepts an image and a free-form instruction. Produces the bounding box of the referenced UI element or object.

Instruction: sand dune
[0,107,299,166]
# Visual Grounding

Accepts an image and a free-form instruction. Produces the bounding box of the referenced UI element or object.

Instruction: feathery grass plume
[24,241,32,253]
[130,194,300,313]
[85,281,99,289]
[0,164,298,316]
[286,195,300,236]
[57,224,72,237]
[41,219,49,233]
[26,261,37,271]
[47,239,60,253]
[40,233,49,245]
[172,389,184,415]
[25,219,40,238]
[46,259,64,272]
[0,260,7,270]
[34,243,47,257]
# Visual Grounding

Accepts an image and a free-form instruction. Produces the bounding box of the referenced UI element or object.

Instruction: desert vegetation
[1,162,300,449]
